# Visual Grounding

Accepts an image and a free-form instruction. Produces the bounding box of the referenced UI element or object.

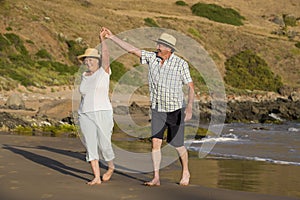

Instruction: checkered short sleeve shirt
[141,50,193,112]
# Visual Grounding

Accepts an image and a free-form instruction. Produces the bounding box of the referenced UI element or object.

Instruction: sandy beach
[0,133,299,200]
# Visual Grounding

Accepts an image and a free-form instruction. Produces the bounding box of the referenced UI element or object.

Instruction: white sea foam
[268,113,284,121]
[186,148,300,166]
[185,133,240,144]
[288,127,300,132]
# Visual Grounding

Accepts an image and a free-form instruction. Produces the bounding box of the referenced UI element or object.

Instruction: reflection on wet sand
[162,157,300,198]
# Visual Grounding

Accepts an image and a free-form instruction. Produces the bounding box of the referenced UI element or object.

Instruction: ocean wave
[185,133,241,144]
[186,148,300,166]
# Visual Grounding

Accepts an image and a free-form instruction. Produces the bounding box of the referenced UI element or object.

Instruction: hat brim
[77,55,101,62]
[154,39,178,51]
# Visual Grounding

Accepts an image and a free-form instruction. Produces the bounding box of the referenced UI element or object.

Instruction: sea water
[186,122,300,165]
[182,121,300,198]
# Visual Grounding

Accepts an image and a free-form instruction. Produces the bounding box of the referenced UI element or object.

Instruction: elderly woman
[77,28,114,185]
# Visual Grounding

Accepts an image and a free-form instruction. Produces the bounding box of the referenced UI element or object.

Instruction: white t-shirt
[78,67,112,113]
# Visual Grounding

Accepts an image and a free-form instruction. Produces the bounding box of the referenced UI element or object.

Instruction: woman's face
[84,57,99,72]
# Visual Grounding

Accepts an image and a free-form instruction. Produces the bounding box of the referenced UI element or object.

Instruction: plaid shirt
[141,50,193,112]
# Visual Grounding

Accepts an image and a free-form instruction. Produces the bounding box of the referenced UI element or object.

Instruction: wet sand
[0,133,299,200]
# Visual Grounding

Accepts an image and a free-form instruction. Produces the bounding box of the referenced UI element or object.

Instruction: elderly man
[104,28,194,186]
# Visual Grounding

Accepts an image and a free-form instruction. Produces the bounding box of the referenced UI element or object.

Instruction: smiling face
[84,57,100,72]
[156,43,172,59]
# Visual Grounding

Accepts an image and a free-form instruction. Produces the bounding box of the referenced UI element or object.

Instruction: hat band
[157,39,175,48]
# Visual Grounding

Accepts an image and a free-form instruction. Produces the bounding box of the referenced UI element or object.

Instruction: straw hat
[77,48,100,62]
[155,33,177,51]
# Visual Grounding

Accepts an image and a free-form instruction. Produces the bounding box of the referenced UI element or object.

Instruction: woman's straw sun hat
[77,48,100,62]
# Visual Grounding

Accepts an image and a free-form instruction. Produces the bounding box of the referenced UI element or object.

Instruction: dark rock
[289,92,300,102]
[129,101,149,116]
[278,86,294,96]
[0,112,29,130]
[198,98,300,123]
[114,105,129,115]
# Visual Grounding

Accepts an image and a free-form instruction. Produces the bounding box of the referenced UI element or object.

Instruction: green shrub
[5,26,12,31]
[188,27,202,39]
[110,60,128,82]
[8,70,35,86]
[66,40,86,64]
[4,33,28,55]
[38,61,77,75]
[175,1,188,6]
[295,42,300,49]
[13,125,33,136]
[191,3,245,26]
[36,49,52,60]
[0,34,10,51]
[283,14,297,27]
[8,53,35,66]
[189,64,207,92]
[26,39,34,44]
[224,50,283,92]
[144,18,159,27]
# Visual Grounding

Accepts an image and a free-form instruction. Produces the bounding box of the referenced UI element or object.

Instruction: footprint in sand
[10,180,19,184]
[41,194,53,199]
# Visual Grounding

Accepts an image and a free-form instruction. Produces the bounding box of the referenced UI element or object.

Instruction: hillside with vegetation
[0,0,300,96]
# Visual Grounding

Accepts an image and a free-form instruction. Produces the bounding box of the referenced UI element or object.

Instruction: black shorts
[151,107,185,147]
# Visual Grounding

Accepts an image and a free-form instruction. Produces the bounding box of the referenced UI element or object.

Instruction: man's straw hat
[155,33,177,51]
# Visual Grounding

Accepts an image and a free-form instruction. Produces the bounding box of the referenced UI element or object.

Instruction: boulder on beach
[5,93,25,110]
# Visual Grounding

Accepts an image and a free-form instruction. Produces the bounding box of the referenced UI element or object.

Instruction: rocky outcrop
[0,112,30,130]
[37,99,72,120]
[198,96,300,123]
[1,92,300,132]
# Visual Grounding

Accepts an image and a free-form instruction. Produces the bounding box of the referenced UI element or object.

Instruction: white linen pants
[78,110,115,162]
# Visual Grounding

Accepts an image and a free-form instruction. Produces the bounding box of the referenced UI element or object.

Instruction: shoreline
[1,88,300,126]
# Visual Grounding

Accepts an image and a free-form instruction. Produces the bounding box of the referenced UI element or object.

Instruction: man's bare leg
[176,146,190,186]
[88,159,101,185]
[102,160,114,182]
[144,138,162,186]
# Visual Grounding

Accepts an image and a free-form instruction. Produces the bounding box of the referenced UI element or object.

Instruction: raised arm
[99,28,110,74]
[103,27,142,58]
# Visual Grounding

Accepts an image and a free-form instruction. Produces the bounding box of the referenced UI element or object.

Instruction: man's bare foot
[144,178,160,186]
[179,172,190,186]
[87,178,101,185]
[102,168,114,182]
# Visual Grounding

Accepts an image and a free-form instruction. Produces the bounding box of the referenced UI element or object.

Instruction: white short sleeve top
[78,67,112,113]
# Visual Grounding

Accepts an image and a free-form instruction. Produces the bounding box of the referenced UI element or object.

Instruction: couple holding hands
[77,27,194,186]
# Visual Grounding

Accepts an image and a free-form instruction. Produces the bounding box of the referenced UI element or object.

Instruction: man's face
[156,43,172,58]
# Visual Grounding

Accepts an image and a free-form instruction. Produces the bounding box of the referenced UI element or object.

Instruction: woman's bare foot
[87,177,101,185]
[179,172,190,186]
[102,168,114,182]
[144,178,160,186]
